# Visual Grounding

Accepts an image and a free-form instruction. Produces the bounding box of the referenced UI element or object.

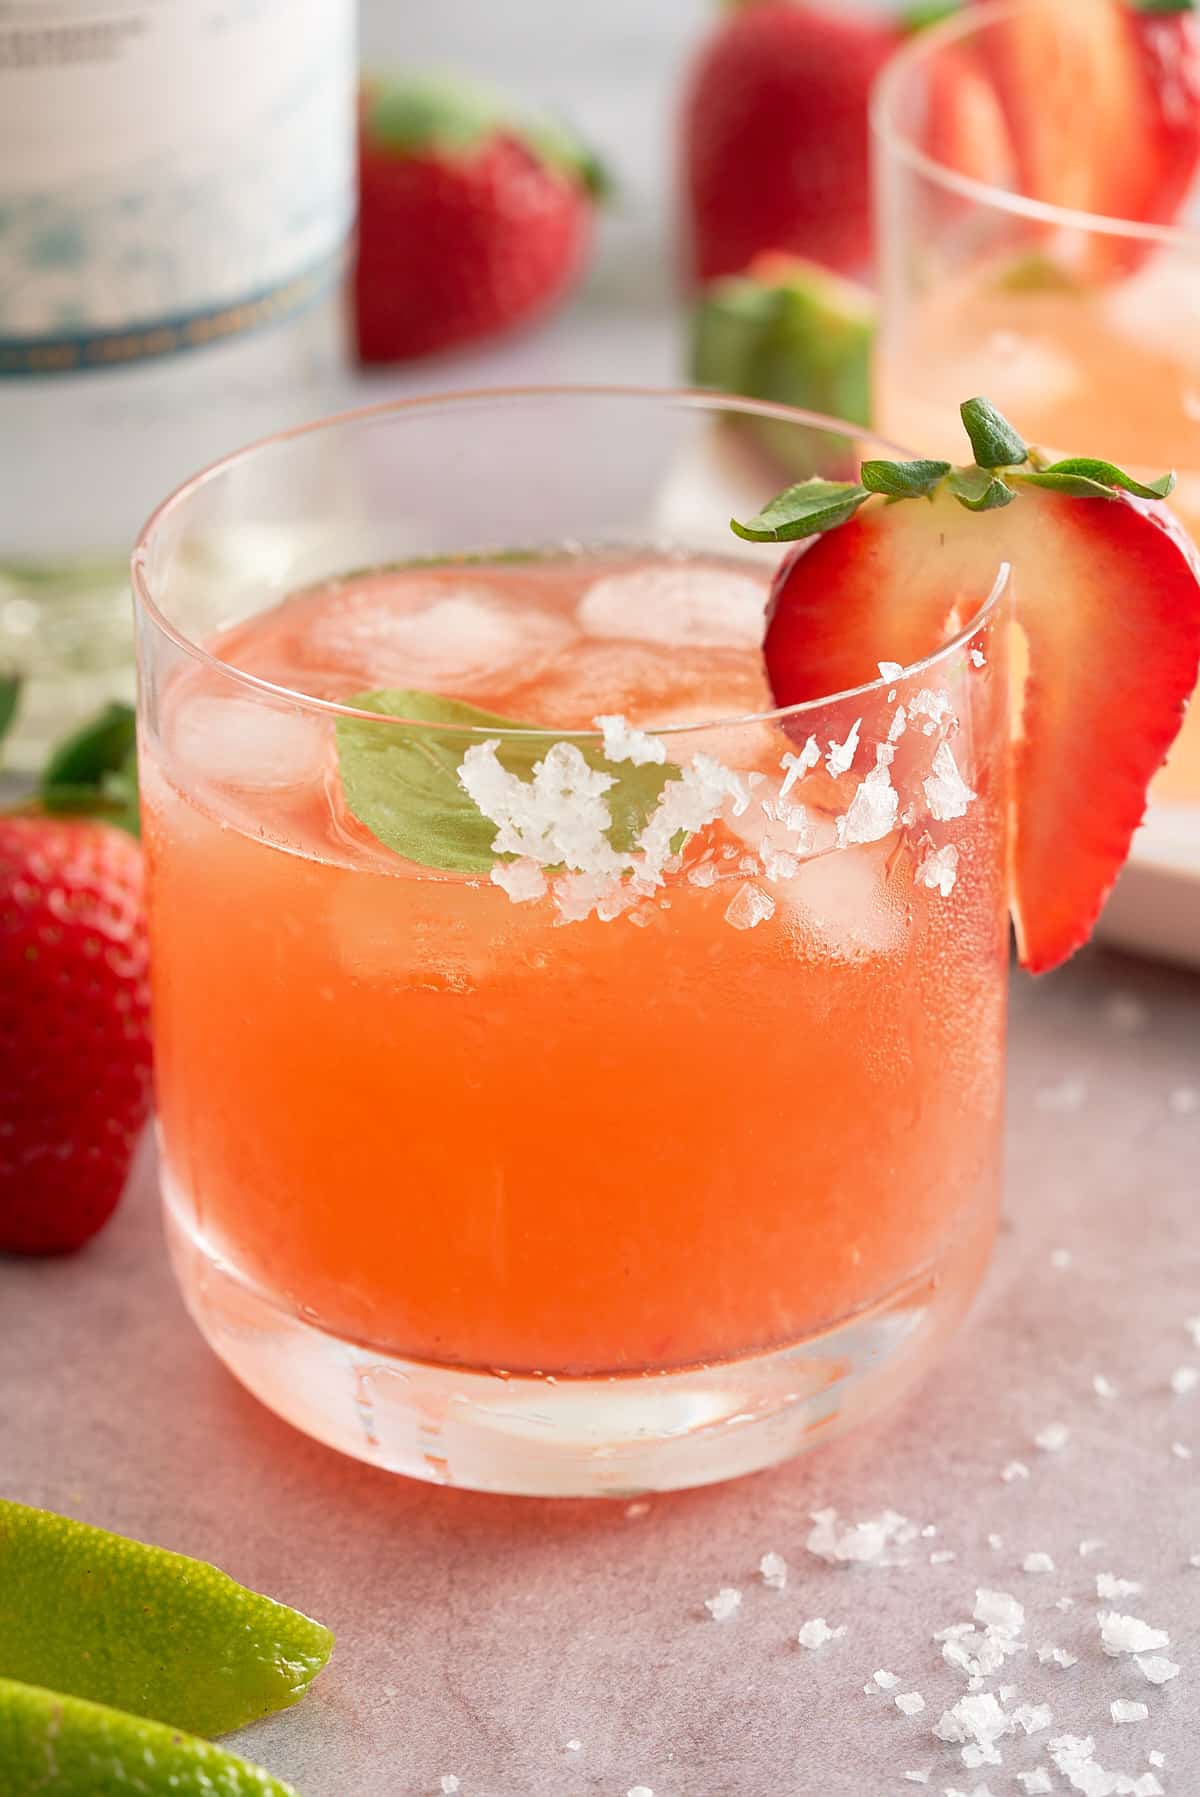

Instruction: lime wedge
[0,1676,303,1795]
[0,1499,333,1736]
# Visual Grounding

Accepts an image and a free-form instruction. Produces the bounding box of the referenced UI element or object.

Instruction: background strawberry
[0,698,150,1255]
[355,74,606,363]
[680,2,904,284]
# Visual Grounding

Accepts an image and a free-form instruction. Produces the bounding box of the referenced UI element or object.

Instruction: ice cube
[578,563,768,648]
[169,693,326,791]
[306,580,575,694]
[784,831,906,959]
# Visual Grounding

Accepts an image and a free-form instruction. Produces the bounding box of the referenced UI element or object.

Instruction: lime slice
[0,1676,303,1795]
[0,1499,333,1737]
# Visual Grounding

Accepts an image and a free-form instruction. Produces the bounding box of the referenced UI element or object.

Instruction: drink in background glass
[872,0,1200,802]
[0,0,355,768]
[135,389,1010,1496]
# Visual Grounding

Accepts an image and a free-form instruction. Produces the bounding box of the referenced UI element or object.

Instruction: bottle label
[0,0,354,377]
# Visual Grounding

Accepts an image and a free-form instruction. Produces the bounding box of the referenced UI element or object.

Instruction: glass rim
[131,382,1008,740]
[871,0,1200,251]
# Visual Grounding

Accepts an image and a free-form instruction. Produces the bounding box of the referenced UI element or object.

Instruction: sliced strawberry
[748,426,1200,973]
[977,0,1200,253]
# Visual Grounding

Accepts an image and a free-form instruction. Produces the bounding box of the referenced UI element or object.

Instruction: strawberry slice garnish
[732,399,1200,972]
[976,0,1200,260]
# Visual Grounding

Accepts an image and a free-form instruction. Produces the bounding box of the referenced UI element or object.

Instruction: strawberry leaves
[731,397,1176,541]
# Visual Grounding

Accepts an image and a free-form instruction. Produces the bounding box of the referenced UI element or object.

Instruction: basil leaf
[947,466,1016,512]
[731,478,871,542]
[860,457,951,499]
[959,397,1028,469]
[336,689,674,875]
[39,701,140,834]
[0,675,19,753]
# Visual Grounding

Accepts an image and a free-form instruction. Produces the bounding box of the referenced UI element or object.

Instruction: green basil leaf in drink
[336,689,675,876]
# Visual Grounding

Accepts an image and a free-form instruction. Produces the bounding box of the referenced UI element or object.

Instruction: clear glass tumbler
[872,0,1200,806]
[134,388,1010,1496]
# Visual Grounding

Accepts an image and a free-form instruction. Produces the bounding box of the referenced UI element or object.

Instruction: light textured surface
[2,946,1198,1796]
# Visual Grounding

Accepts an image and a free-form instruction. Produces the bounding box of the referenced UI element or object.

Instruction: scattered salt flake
[1001,1462,1030,1483]
[974,1588,1025,1633]
[1190,1552,1200,1568]
[1171,1441,1192,1460]
[933,1691,1009,1759]
[1112,1702,1149,1726]
[888,703,908,743]
[806,1506,909,1565]
[902,1772,931,1786]
[628,1786,654,1797]
[1038,1646,1079,1668]
[759,1551,787,1590]
[1170,1365,1198,1395]
[930,1550,957,1565]
[944,1786,998,1797]
[687,859,718,888]
[1096,1574,1143,1600]
[924,741,976,820]
[1185,1316,1200,1348]
[1148,1752,1164,1767]
[874,1670,900,1690]
[625,1500,650,1519]
[725,882,775,930]
[909,687,954,734]
[1098,1613,1169,1656]
[1035,1423,1070,1453]
[1012,1705,1054,1736]
[916,842,959,897]
[878,660,904,681]
[896,1692,926,1716]
[1080,1539,1105,1557]
[439,1779,460,1795]
[1169,1085,1199,1115]
[1105,993,1148,1034]
[921,1525,938,1539]
[826,718,862,776]
[1049,1734,1165,1795]
[704,1587,741,1621]
[797,1617,845,1649]
[1093,1376,1118,1400]
[1050,1248,1074,1269]
[838,754,899,844]
[595,714,667,767]
[491,859,548,904]
[779,737,821,796]
[1036,1078,1087,1115]
[987,1534,1003,1551]
[1056,1598,1075,1612]
[1135,1656,1179,1685]
[1018,1773,1053,1795]
[970,648,987,668]
[565,1740,582,1752]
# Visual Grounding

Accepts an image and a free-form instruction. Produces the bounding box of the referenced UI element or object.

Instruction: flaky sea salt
[974,1588,1025,1633]
[1035,1423,1070,1452]
[1001,1462,1030,1483]
[987,1534,1003,1551]
[724,882,775,930]
[902,1772,930,1786]
[1185,1316,1200,1348]
[924,741,976,820]
[1099,1613,1169,1656]
[930,1550,957,1566]
[1051,1248,1074,1269]
[797,1618,845,1648]
[595,714,667,767]
[909,688,954,734]
[1148,1752,1164,1767]
[970,648,987,669]
[1170,1366,1198,1395]
[806,1507,909,1565]
[933,1690,1009,1756]
[1112,1702,1149,1726]
[895,1692,926,1716]
[704,1587,741,1621]
[873,1669,899,1690]
[565,1739,582,1752]
[1171,1441,1192,1460]
[1017,1772,1053,1795]
[888,703,908,743]
[439,1778,460,1794]
[1013,1705,1054,1736]
[1038,1646,1079,1668]
[1080,1539,1105,1557]
[839,753,899,845]
[1024,1552,1056,1574]
[878,661,904,681]
[491,858,548,904]
[1093,1375,1118,1400]
[780,737,821,796]
[628,1786,654,1797]
[759,1551,787,1590]
[916,842,959,897]
[1135,1656,1179,1685]
[1056,1598,1075,1612]
[1097,1574,1143,1600]
[826,718,862,777]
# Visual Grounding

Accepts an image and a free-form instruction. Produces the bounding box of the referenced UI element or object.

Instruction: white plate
[1095,803,1200,967]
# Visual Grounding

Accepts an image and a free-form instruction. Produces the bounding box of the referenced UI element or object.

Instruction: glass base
[163,1185,995,1496]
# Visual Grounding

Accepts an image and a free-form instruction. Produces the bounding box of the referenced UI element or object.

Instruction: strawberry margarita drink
[134,389,1200,1494]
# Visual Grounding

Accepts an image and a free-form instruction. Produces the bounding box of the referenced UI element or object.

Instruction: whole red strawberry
[0,703,150,1255]
[681,2,902,283]
[355,74,606,363]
